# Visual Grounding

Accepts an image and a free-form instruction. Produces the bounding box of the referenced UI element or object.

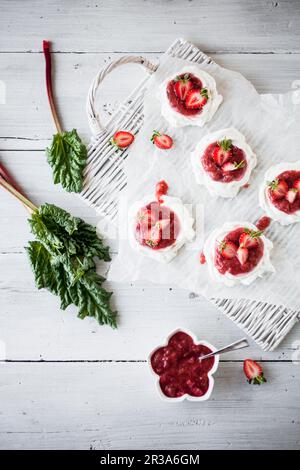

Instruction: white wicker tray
[80,38,299,351]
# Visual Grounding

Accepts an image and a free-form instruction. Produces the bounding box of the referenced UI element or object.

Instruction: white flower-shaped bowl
[148,328,219,402]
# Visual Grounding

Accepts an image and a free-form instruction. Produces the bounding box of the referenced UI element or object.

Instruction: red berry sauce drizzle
[167,73,205,117]
[150,331,215,398]
[215,227,264,276]
[135,181,180,250]
[268,170,300,214]
[201,141,247,183]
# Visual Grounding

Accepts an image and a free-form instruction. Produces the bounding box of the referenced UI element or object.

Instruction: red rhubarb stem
[0,176,38,213]
[43,40,62,134]
[0,160,26,198]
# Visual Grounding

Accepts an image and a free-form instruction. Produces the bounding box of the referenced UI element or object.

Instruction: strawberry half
[219,240,238,259]
[268,179,288,199]
[237,246,249,265]
[212,139,233,166]
[151,131,173,150]
[110,131,134,149]
[243,359,267,385]
[174,74,193,101]
[293,178,300,192]
[239,229,262,249]
[137,208,155,227]
[222,160,245,173]
[145,224,162,248]
[185,88,208,109]
[286,188,298,204]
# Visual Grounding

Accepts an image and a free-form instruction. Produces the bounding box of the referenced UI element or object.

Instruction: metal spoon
[199,337,249,361]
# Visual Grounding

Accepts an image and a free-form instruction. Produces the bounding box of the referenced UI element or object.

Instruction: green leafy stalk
[26,203,116,327]
[43,40,87,193]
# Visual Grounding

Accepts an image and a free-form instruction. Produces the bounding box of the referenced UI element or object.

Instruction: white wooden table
[1,0,300,450]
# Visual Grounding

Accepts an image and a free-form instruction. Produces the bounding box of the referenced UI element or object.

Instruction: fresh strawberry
[185,88,208,109]
[239,229,262,249]
[137,208,155,227]
[212,139,233,166]
[268,179,288,199]
[293,178,300,192]
[174,74,193,101]
[222,160,245,173]
[219,240,238,259]
[157,219,170,231]
[145,224,162,248]
[237,246,249,265]
[151,131,173,150]
[110,131,134,149]
[243,359,267,385]
[286,188,298,204]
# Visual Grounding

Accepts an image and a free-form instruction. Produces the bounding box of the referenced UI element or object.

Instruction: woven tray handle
[86,55,157,135]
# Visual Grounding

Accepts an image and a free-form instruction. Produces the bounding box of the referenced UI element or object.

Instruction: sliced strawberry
[268,179,288,199]
[110,131,134,149]
[185,88,208,109]
[157,219,170,231]
[151,131,173,150]
[212,139,233,166]
[237,246,249,265]
[243,359,267,385]
[286,188,298,204]
[219,241,238,259]
[222,160,245,173]
[137,208,155,227]
[239,229,262,249]
[293,178,300,192]
[145,224,162,248]
[174,74,193,101]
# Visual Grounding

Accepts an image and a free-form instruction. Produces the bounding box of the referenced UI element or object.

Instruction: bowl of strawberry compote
[128,181,195,263]
[191,128,257,198]
[203,221,275,287]
[259,162,300,225]
[149,329,219,402]
[158,66,223,128]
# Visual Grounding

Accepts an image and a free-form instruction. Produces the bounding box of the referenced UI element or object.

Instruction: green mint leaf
[46,129,87,193]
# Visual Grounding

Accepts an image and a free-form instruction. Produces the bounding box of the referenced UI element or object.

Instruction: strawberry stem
[43,40,62,134]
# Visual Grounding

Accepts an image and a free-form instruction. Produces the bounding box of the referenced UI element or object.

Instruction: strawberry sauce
[256,216,271,231]
[268,170,300,214]
[150,331,215,398]
[155,180,169,204]
[135,202,180,250]
[167,73,203,116]
[201,142,247,182]
[215,227,264,276]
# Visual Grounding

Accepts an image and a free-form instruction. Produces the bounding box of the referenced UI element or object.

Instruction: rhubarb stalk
[43,40,62,134]
[0,175,37,213]
[42,40,87,193]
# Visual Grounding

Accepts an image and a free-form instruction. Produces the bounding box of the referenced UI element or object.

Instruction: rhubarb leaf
[26,204,116,327]
[29,204,110,261]
[46,129,87,193]
[26,241,73,310]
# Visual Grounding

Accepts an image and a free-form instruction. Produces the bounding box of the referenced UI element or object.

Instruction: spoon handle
[200,337,249,361]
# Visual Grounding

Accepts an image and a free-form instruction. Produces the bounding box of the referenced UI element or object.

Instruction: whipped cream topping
[157,66,223,128]
[259,161,300,225]
[203,221,275,287]
[191,128,257,198]
[128,195,195,263]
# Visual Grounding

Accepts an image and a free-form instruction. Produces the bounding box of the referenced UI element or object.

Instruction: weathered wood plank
[1,251,299,360]
[1,0,300,53]
[1,53,300,150]
[0,362,299,450]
